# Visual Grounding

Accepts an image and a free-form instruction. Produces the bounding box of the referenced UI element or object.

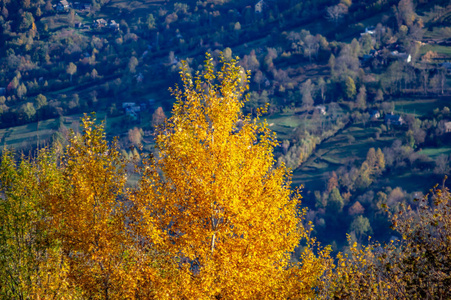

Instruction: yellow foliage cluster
[132,54,323,298]
[0,54,328,299]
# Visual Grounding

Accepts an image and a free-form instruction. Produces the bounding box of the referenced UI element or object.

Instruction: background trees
[35,94,47,109]
[151,106,166,127]
[128,126,143,146]
[66,62,77,83]
[325,4,348,25]
[301,79,315,109]
[0,151,52,299]
[319,185,451,299]
[384,185,451,298]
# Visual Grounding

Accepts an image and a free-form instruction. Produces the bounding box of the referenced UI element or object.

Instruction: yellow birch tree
[0,150,74,299]
[39,116,142,299]
[132,54,326,299]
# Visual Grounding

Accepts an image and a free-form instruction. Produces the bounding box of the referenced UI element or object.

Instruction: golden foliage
[0,54,333,299]
[41,116,142,299]
[132,54,326,299]
[0,150,74,299]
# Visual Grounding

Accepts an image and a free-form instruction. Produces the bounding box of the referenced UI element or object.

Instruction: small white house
[391,51,411,63]
[370,109,380,120]
[109,20,119,30]
[315,105,327,115]
[124,102,141,119]
[385,113,404,126]
[92,19,107,28]
[365,26,375,35]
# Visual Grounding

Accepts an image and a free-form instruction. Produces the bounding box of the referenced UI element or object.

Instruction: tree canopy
[0,54,328,299]
[131,53,325,298]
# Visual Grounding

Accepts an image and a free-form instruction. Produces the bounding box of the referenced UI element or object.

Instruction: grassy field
[0,112,128,150]
[0,118,59,150]
[393,97,450,117]
[419,147,451,159]
[291,115,451,195]
[104,0,164,21]
[265,112,306,140]
[423,26,451,40]
[419,44,451,57]
[375,171,441,194]
[292,123,393,192]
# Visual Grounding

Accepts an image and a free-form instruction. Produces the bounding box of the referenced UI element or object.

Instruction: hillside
[0,0,451,249]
